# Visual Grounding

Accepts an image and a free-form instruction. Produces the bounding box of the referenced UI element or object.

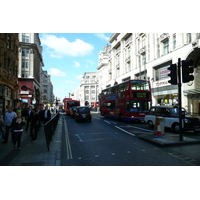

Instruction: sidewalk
[0,113,63,166]
[138,131,200,146]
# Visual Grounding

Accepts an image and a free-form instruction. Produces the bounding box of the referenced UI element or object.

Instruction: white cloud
[49,68,66,76]
[74,61,80,67]
[86,60,95,66]
[76,74,83,80]
[95,33,109,41]
[40,34,94,58]
[65,80,76,84]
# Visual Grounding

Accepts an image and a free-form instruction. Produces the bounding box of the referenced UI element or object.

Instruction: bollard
[154,116,165,137]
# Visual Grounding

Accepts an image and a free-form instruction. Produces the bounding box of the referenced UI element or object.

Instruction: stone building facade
[0,33,19,112]
[41,70,54,106]
[98,33,200,116]
[18,33,44,108]
[74,72,99,107]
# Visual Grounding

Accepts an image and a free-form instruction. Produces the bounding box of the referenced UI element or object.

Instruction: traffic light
[182,59,194,83]
[168,64,177,84]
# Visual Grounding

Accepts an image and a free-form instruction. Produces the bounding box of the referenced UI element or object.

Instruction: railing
[44,112,60,151]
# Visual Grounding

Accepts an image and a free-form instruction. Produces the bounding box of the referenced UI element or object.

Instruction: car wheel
[148,121,154,128]
[173,123,179,133]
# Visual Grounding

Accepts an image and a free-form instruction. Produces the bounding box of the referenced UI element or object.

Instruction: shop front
[152,80,178,106]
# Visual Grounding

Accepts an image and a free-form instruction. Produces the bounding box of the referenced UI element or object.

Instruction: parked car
[70,106,78,118]
[75,106,92,122]
[144,105,200,133]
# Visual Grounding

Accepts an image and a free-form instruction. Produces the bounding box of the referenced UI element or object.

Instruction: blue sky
[39,33,113,102]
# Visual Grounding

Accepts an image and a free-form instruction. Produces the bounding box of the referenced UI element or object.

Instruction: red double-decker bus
[99,79,152,122]
[65,100,80,115]
[63,98,72,111]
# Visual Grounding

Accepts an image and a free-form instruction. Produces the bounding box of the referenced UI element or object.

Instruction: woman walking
[11,112,25,150]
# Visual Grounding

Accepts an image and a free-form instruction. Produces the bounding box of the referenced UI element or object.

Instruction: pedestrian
[25,107,33,131]
[0,107,5,139]
[30,110,40,142]
[2,107,17,144]
[43,106,51,124]
[11,112,25,150]
[36,106,43,130]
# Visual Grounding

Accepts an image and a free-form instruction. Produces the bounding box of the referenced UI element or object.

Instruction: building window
[142,35,146,47]
[157,45,160,58]
[7,35,11,49]
[22,72,29,78]
[22,48,30,57]
[86,76,90,79]
[22,33,30,43]
[22,58,29,68]
[142,53,146,66]
[173,35,176,49]
[163,40,169,55]
[187,33,191,43]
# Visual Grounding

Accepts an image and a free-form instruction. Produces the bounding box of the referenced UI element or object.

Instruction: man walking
[2,107,17,144]
[25,107,32,131]
[43,106,51,124]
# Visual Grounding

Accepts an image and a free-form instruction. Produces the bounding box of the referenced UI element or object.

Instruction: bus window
[131,80,150,91]
[123,82,128,91]
[119,84,124,92]
[124,101,129,111]
[105,102,115,110]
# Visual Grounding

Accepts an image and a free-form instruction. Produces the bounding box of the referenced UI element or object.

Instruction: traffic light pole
[178,58,183,141]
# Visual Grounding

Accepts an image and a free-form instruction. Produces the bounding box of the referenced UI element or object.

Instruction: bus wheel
[104,113,107,118]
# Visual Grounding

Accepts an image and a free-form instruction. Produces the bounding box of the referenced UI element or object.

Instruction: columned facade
[98,33,200,116]
[75,72,99,107]
[18,33,44,108]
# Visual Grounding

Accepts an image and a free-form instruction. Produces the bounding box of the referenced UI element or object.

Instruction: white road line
[104,120,111,124]
[93,117,100,120]
[75,134,83,142]
[115,126,135,137]
[128,125,154,133]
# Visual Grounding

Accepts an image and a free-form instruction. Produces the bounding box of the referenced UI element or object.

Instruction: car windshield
[170,108,187,115]
[79,107,90,113]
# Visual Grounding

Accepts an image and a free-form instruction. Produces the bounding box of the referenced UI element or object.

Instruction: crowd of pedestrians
[0,105,52,150]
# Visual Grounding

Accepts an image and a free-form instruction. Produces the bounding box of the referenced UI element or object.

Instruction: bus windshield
[68,101,80,107]
[129,100,151,113]
[131,80,150,91]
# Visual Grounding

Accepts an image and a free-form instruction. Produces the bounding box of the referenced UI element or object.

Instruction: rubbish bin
[154,116,165,137]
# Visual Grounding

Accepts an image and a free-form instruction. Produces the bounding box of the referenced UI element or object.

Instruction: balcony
[125,56,131,63]
[115,64,120,69]
[139,46,146,54]
[158,33,169,43]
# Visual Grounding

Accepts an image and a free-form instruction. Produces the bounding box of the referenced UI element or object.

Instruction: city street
[61,113,200,166]
[1,112,200,166]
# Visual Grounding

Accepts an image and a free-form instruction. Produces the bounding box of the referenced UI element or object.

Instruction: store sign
[20,91,29,94]
[154,80,169,88]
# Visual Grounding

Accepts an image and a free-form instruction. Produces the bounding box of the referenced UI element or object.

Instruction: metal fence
[44,112,60,151]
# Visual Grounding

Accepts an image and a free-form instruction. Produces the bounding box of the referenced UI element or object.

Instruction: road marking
[104,120,111,124]
[115,126,135,136]
[75,134,83,142]
[63,115,73,159]
[93,117,100,120]
[127,125,154,133]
